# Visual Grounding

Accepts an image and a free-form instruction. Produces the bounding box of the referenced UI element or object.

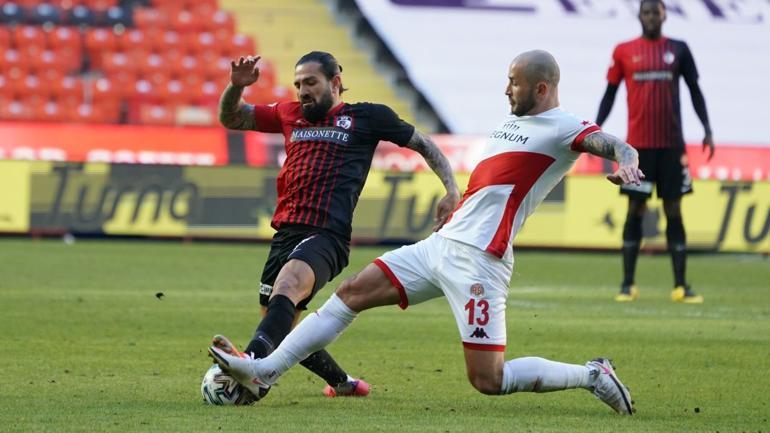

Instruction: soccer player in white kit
[209,50,643,415]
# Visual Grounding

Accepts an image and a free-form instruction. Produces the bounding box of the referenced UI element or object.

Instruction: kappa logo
[335,115,352,129]
[469,327,489,339]
[470,283,484,297]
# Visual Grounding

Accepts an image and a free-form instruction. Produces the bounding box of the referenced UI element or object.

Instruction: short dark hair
[640,0,665,11]
[296,51,348,94]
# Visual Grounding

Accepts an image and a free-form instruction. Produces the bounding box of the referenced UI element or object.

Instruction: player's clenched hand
[606,165,645,186]
[433,191,461,231]
[230,56,261,87]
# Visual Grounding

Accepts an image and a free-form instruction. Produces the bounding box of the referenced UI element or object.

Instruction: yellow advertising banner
[0,161,30,233]
[1,161,768,253]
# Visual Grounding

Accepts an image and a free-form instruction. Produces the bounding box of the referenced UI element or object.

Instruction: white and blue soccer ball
[201,364,258,406]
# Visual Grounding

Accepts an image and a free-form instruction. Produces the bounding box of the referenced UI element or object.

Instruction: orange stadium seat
[153,29,182,53]
[184,31,215,54]
[101,51,139,77]
[34,99,67,122]
[161,78,191,105]
[50,76,84,104]
[0,27,10,49]
[13,25,47,57]
[228,34,257,57]
[0,49,25,76]
[47,26,83,73]
[91,76,122,102]
[0,98,33,121]
[0,74,11,98]
[169,9,200,32]
[138,103,176,125]
[85,28,117,69]
[138,51,165,76]
[134,7,169,29]
[116,28,146,52]
[195,80,220,105]
[204,56,232,81]
[84,0,118,11]
[210,10,235,35]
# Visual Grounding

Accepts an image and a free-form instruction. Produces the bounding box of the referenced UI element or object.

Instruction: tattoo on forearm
[405,130,459,193]
[582,132,638,166]
[218,84,257,130]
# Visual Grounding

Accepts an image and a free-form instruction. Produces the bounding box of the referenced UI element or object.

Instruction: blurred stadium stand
[0,0,290,126]
[0,0,437,130]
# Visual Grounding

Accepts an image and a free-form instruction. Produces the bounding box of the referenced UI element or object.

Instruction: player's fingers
[606,174,621,185]
[230,60,237,69]
[637,169,645,179]
[708,145,715,161]
[238,57,245,66]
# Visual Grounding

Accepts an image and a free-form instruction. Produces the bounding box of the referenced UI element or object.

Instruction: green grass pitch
[1,239,768,432]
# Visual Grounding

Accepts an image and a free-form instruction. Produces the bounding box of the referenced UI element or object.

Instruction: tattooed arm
[580,131,645,186]
[219,56,261,130]
[404,130,461,230]
[218,84,257,130]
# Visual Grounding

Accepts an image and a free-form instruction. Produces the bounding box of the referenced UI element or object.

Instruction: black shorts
[259,224,350,310]
[620,147,693,200]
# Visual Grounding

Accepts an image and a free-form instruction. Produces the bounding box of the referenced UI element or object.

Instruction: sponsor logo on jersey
[335,115,352,129]
[632,71,674,82]
[469,327,489,339]
[470,283,484,297]
[290,127,350,145]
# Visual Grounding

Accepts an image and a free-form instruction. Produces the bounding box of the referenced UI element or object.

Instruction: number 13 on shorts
[464,298,490,325]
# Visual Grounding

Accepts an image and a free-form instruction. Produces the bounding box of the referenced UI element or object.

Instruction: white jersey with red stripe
[438,107,600,258]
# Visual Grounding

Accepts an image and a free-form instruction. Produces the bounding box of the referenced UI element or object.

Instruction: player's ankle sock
[244,294,296,358]
[666,216,687,287]
[257,294,357,378]
[500,357,591,394]
[621,215,642,288]
[299,350,348,386]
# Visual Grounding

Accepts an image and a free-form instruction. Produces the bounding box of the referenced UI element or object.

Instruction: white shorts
[373,233,513,351]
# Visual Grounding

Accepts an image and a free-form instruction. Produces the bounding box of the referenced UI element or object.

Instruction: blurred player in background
[595,0,714,303]
[214,51,460,397]
[210,50,641,415]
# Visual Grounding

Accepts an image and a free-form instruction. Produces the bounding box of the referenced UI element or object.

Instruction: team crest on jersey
[470,283,484,297]
[335,115,352,129]
[663,51,675,65]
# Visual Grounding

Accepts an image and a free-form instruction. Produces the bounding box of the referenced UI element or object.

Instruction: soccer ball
[200,364,258,406]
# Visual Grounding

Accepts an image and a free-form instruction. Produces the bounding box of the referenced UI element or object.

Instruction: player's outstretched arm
[404,130,461,230]
[218,56,261,130]
[581,131,645,186]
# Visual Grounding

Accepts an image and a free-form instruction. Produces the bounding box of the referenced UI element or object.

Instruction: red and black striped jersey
[606,36,698,149]
[253,101,415,239]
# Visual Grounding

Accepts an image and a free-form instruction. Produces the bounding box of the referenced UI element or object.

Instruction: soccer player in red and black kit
[212,51,460,398]
[596,0,714,303]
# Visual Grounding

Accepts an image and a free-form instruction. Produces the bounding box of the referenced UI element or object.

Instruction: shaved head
[512,50,560,87]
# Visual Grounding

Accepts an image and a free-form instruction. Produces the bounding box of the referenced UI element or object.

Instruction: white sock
[500,357,592,394]
[257,294,358,380]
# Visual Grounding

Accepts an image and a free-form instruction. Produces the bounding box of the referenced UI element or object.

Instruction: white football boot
[586,358,635,415]
[208,346,274,398]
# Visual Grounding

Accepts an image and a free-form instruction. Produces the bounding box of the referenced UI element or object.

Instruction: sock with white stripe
[500,357,592,394]
[257,293,358,380]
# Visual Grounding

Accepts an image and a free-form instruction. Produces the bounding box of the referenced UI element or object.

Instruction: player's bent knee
[467,370,503,395]
[272,278,311,302]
